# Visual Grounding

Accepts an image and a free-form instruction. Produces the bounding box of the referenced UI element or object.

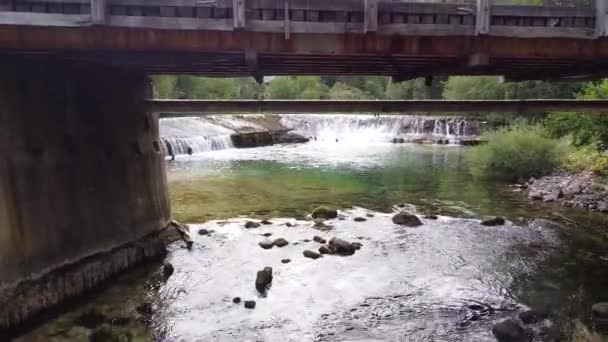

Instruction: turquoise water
[18,142,608,341]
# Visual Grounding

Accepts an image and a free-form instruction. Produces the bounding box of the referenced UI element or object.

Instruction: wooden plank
[364,0,377,33]
[475,0,490,35]
[379,23,474,36]
[91,0,106,24]
[490,25,595,39]
[232,0,246,29]
[0,11,91,26]
[597,0,607,37]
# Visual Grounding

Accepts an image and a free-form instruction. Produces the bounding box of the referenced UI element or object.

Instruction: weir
[0,59,170,330]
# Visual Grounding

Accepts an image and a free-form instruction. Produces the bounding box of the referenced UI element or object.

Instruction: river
[17,116,608,341]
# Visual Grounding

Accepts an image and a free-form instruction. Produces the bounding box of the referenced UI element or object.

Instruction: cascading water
[159,117,235,155]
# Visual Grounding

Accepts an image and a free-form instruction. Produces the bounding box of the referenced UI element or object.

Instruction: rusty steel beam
[149,99,608,116]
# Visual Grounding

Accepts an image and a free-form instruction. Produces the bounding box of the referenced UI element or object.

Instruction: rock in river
[261,219,272,225]
[519,310,548,324]
[245,221,260,229]
[281,259,291,264]
[198,228,210,235]
[259,240,274,250]
[592,302,608,329]
[492,318,526,342]
[233,297,241,304]
[244,300,256,309]
[273,238,289,248]
[313,236,327,244]
[354,217,367,222]
[255,267,273,293]
[311,206,338,219]
[392,212,422,227]
[312,220,333,231]
[481,217,506,226]
[163,261,174,278]
[318,245,333,255]
[303,250,322,259]
[328,237,356,256]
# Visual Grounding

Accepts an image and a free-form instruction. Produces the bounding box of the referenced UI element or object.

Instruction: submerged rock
[481,217,506,226]
[312,220,333,231]
[303,250,322,259]
[262,232,272,237]
[259,240,274,250]
[353,217,367,222]
[261,219,272,225]
[351,242,363,250]
[366,213,374,217]
[198,228,210,235]
[273,238,289,248]
[328,237,356,256]
[313,236,327,244]
[233,297,241,304]
[281,259,291,264]
[311,206,338,220]
[245,221,260,229]
[244,300,256,309]
[255,267,273,293]
[424,214,438,220]
[492,318,526,342]
[392,212,423,227]
[519,310,548,325]
[163,261,174,278]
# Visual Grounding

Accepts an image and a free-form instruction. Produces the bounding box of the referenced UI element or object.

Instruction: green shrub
[466,122,567,181]
[563,146,608,178]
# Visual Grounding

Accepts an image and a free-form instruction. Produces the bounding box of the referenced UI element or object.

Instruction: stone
[244,300,256,309]
[392,212,423,227]
[273,238,289,248]
[598,202,608,213]
[351,242,363,250]
[311,206,338,220]
[163,261,174,278]
[543,188,563,202]
[519,310,548,324]
[259,240,274,250]
[303,250,322,259]
[261,219,272,225]
[90,324,133,342]
[423,214,438,220]
[481,217,506,226]
[245,221,260,228]
[492,318,526,342]
[318,245,333,255]
[592,302,608,319]
[255,267,273,293]
[281,259,291,264]
[75,308,106,328]
[262,232,272,237]
[313,236,327,244]
[285,222,296,227]
[366,213,374,217]
[354,217,367,222]
[197,228,209,235]
[328,237,356,256]
[312,220,333,231]
[233,297,241,304]
[528,190,543,200]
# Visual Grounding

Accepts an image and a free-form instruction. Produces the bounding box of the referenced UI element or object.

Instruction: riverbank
[527,171,608,213]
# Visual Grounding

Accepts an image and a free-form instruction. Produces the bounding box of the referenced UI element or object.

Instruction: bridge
[3,0,608,333]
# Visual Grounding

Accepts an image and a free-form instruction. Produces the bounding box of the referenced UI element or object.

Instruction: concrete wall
[0,58,171,328]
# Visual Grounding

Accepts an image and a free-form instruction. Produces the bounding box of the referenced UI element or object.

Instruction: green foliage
[328,82,365,99]
[266,76,329,99]
[562,146,608,178]
[466,122,567,181]
[152,76,178,99]
[443,76,583,100]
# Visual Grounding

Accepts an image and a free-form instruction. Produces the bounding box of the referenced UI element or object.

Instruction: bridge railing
[0,0,605,38]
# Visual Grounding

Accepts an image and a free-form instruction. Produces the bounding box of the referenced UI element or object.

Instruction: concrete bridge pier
[0,58,171,330]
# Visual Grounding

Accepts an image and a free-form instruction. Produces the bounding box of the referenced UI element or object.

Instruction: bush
[562,146,608,178]
[466,122,567,181]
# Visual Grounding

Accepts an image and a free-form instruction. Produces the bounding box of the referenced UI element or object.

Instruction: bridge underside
[3,25,608,80]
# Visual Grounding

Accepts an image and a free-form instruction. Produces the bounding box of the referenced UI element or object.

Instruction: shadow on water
[15,143,608,341]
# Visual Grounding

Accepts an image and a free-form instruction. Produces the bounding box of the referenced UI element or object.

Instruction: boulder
[481,217,506,226]
[318,245,333,255]
[272,131,310,144]
[261,219,272,225]
[351,242,363,250]
[303,250,322,259]
[262,232,272,237]
[354,217,367,222]
[311,206,338,220]
[528,190,543,200]
[259,240,274,250]
[244,300,256,309]
[273,238,289,248]
[424,214,438,220]
[519,310,548,324]
[232,297,241,304]
[281,259,291,264]
[163,261,174,278]
[543,189,563,202]
[392,212,423,227]
[198,228,210,235]
[366,213,374,218]
[313,236,327,244]
[245,221,260,229]
[328,237,356,256]
[491,318,526,342]
[598,202,608,213]
[255,267,273,293]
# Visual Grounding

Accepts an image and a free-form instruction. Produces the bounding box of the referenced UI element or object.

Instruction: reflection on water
[17,142,608,341]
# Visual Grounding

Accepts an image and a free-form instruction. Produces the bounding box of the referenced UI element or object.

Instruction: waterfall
[159,117,235,155]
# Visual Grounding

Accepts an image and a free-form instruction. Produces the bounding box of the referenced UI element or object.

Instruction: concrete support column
[0,58,171,330]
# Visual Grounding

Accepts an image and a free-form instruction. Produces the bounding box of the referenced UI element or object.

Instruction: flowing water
[16,116,608,342]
